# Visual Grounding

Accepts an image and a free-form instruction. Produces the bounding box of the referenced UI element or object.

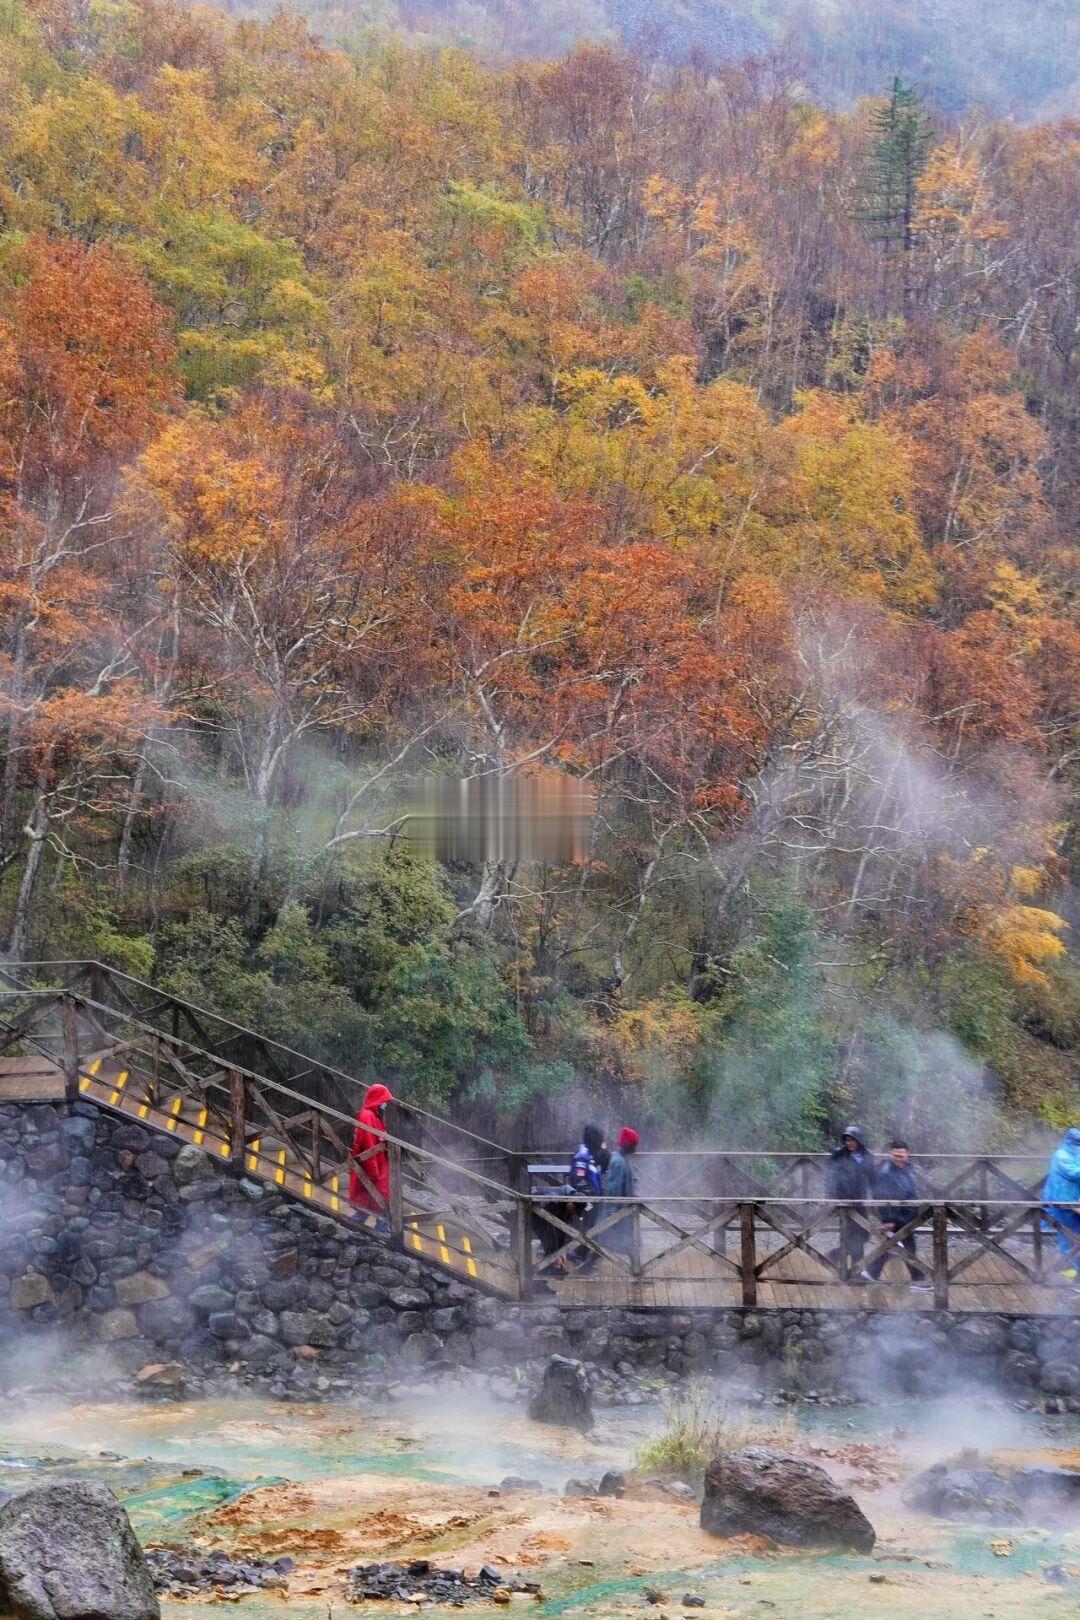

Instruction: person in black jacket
[828,1125,875,1277]
[865,1141,929,1286]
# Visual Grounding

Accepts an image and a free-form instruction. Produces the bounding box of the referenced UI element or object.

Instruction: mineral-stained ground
[0,1389,1077,1620]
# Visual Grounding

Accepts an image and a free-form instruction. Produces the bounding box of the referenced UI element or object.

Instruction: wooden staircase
[0,964,522,1299]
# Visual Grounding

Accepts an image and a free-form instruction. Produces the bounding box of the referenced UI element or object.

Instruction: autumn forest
[1,0,1078,1147]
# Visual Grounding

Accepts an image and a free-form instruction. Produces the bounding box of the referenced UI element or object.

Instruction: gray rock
[137,1299,197,1343]
[400,1331,442,1366]
[8,1275,54,1311]
[905,1462,1025,1524]
[388,1288,430,1310]
[135,1152,169,1180]
[173,1144,216,1189]
[527,1356,594,1432]
[701,1447,875,1551]
[58,1119,96,1154]
[208,1312,248,1341]
[0,1480,159,1619]
[188,1285,234,1316]
[279,1311,316,1346]
[260,1280,307,1312]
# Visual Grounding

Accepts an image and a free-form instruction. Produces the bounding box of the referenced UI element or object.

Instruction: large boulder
[904,1463,1024,1524]
[905,1459,1080,1525]
[527,1355,594,1432]
[0,1481,160,1620]
[701,1447,875,1552]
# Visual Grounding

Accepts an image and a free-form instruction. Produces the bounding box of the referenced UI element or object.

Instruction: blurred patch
[403,772,595,865]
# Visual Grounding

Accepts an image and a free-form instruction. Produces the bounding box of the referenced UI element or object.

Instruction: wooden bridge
[1,961,1077,1317]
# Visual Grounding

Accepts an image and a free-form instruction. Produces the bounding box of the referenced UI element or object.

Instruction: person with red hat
[602,1126,640,1257]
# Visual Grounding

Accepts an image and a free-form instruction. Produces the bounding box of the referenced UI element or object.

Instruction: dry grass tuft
[634,1387,795,1478]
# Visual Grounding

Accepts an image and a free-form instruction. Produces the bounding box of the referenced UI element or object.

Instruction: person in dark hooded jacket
[349,1082,394,1223]
[866,1141,928,1285]
[569,1124,605,1269]
[827,1125,875,1276]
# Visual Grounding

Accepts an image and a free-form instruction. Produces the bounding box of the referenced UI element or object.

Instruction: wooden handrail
[1,960,512,1158]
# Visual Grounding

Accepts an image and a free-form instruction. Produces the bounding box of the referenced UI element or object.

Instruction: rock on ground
[0,1481,160,1620]
[527,1355,594,1431]
[701,1446,875,1552]
[905,1459,1080,1525]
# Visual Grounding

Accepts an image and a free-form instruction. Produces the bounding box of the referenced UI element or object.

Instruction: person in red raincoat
[349,1082,394,1219]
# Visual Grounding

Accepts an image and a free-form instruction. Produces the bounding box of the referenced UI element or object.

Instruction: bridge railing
[0,974,525,1296]
[0,961,516,1178]
[522,1189,1080,1308]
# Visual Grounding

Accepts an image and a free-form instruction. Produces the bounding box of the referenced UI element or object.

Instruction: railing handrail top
[0,968,1062,1184]
[529,1193,1076,1206]
[0,982,522,1203]
[522,1148,1050,1162]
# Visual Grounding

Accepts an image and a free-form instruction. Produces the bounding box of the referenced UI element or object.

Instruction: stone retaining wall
[1,1099,1077,1403]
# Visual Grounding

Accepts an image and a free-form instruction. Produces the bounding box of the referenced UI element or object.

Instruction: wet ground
[1,1387,1078,1619]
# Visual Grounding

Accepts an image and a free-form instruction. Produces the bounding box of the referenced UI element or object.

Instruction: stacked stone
[0,1100,477,1389]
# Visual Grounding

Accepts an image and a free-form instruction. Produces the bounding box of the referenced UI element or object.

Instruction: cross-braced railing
[0,961,1075,1312]
[0,969,524,1298]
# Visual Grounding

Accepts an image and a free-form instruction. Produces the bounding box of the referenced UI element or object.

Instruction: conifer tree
[860,76,933,309]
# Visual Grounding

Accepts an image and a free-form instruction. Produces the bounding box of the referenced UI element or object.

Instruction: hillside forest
[0,0,1078,1148]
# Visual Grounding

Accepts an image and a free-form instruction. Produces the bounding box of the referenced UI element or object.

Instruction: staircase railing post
[513,1196,533,1300]
[62,994,79,1104]
[977,1158,990,1233]
[388,1141,404,1240]
[631,1201,642,1279]
[740,1201,758,1308]
[229,1070,247,1170]
[933,1203,949,1310]
[311,1112,322,1188]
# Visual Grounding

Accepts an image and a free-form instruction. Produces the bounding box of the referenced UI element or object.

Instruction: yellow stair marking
[69,1063,498,1292]
[79,1057,102,1095]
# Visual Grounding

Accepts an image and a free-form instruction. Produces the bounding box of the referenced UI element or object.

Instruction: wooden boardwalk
[1,960,1078,1317]
[553,1241,1077,1315]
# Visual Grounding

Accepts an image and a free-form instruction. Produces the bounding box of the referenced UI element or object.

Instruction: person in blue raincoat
[1044,1127,1080,1279]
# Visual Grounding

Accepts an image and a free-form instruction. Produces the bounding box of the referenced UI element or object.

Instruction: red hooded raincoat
[349,1082,394,1212]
